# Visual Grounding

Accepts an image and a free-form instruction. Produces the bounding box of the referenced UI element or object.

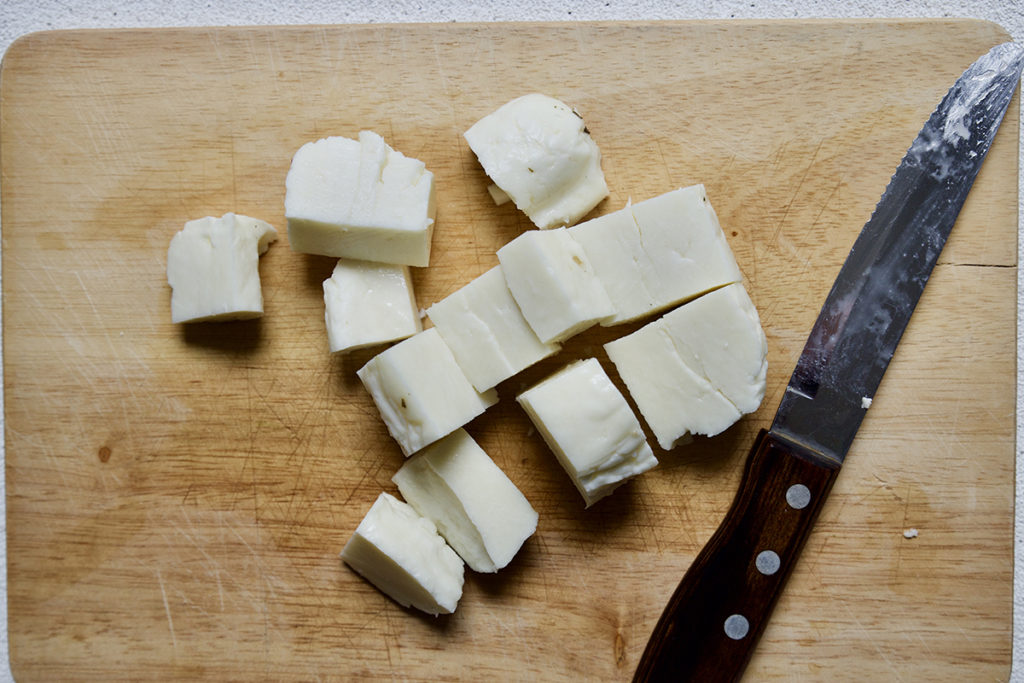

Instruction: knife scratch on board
[809,176,845,240]
[431,42,454,101]
[383,610,398,670]
[215,563,226,612]
[343,447,383,507]
[893,486,914,580]
[654,138,673,188]
[776,137,830,243]
[834,596,906,676]
[155,567,178,650]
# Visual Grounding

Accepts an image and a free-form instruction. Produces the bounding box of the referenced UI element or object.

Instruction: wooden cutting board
[1,19,1017,681]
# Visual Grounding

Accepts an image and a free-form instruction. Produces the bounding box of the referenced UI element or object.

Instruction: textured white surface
[1,1,1022,680]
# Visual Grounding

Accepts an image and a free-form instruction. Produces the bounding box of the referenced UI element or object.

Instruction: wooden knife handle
[633,429,841,682]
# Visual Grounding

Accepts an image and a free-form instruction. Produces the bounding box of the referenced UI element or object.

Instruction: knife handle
[634,429,840,683]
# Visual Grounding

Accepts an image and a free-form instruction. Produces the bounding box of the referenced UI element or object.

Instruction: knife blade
[633,41,1024,683]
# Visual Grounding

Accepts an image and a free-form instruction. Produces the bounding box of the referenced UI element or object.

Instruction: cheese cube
[496,228,615,344]
[517,358,658,507]
[605,322,737,450]
[659,282,768,414]
[464,93,608,229]
[340,492,464,615]
[392,429,538,573]
[427,266,560,391]
[284,131,436,266]
[166,213,277,323]
[357,328,499,456]
[323,258,422,354]
[604,283,767,450]
[570,185,742,325]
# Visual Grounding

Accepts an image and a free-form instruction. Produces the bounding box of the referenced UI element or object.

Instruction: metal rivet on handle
[755,550,781,576]
[786,484,811,510]
[724,614,750,640]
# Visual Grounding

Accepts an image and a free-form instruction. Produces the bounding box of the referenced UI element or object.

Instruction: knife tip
[990,42,1024,72]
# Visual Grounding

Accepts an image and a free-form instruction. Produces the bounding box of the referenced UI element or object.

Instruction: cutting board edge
[0,15,1015,65]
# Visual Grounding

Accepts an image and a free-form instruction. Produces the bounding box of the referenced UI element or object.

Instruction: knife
[633,41,1024,683]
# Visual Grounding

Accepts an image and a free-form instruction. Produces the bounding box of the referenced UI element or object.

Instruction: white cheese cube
[284,130,436,266]
[605,322,738,450]
[517,358,658,507]
[323,258,422,354]
[658,283,768,414]
[340,492,464,615]
[570,185,742,325]
[427,266,560,392]
[496,228,615,344]
[357,328,499,456]
[392,429,538,573]
[464,93,608,229]
[166,213,277,324]
[604,283,767,450]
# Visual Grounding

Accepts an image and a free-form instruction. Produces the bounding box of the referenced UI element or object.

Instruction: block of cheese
[357,328,499,456]
[570,185,742,325]
[284,130,436,266]
[659,282,769,414]
[604,283,768,450]
[392,429,538,573]
[340,492,464,615]
[464,93,608,229]
[166,213,278,323]
[496,228,615,344]
[427,266,560,392]
[323,258,421,354]
[517,358,658,507]
[606,322,738,450]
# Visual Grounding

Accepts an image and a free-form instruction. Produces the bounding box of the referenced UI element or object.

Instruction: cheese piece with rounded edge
[357,328,499,456]
[340,492,464,615]
[464,93,608,229]
[517,358,658,507]
[166,213,277,324]
[496,227,614,344]
[427,266,560,392]
[323,258,422,354]
[604,283,767,450]
[285,130,436,266]
[392,428,538,573]
[569,185,742,325]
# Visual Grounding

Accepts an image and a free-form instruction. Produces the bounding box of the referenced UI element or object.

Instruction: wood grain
[1,19,1017,681]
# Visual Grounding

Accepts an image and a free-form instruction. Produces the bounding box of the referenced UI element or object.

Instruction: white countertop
[1,1,1022,680]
